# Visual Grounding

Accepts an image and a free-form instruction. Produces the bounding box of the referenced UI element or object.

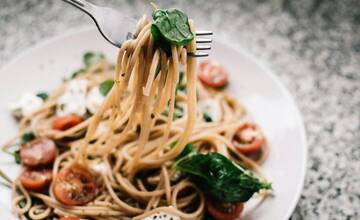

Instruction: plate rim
[0,27,307,220]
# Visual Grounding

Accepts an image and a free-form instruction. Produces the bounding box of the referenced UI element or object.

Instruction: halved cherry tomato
[198,60,228,89]
[206,198,244,220]
[53,115,83,131]
[20,138,58,168]
[54,164,98,206]
[232,123,265,154]
[20,169,52,191]
[59,216,80,220]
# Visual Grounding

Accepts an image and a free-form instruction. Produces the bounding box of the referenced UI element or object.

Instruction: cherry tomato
[198,60,228,89]
[59,217,80,220]
[20,169,52,191]
[20,138,58,168]
[53,115,83,131]
[54,164,98,206]
[232,123,265,154]
[206,198,244,220]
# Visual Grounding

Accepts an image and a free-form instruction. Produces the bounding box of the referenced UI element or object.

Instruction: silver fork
[62,0,212,57]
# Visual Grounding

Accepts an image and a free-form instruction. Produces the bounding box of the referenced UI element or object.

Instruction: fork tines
[191,30,212,57]
[195,30,213,36]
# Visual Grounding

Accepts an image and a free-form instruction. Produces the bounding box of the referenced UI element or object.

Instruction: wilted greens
[176,145,272,203]
[70,51,105,79]
[151,8,194,54]
[99,79,114,96]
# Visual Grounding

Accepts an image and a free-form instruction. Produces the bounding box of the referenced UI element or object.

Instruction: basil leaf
[152,9,194,45]
[99,80,114,96]
[14,150,21,164]
[155,63,161,77]
[162,105,183,119]
[178,71,185,83]
[36,92,48,101]
[151,25,171,54]
[173,105,184,119]
[18,199,26,208]
[21,132,35,144]
[70,51,105,79]
[176,144,197,161]
[170,141,178,148]
[203,112,213,122]
[15,131,36,164]
[176,152,272,203]
[151,8,194,53]
[83,51,105,67]
[176,72,187,94]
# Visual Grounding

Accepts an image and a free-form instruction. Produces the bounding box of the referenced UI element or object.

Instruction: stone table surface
[0,0,359,219]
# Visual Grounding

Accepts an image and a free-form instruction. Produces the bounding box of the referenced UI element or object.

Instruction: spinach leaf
[203,112,213,122]
[70,51,105,79]
[175,143,197,161]
[14,150,21,164]
[21,132,35,144]
[70,68,86,79]
[176,152,272,203]
[99,79,114,96]
[18,199,26,208]
[155,63,161,77]
[84,51,105,67]
[14,131,36,164]
[36,92,48,101]
[170,141,177,148]
[178,71,185,83]
[161,108,169,117]
[176,71,187,94]
[151,8,194,53]
[17,197,42,220]
[162,104,184,120]
[173,105,184,119]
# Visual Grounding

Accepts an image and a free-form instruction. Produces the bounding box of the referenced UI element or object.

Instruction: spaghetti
[3,11,271,220]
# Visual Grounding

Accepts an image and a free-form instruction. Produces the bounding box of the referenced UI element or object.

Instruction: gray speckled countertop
[0,0,359,219]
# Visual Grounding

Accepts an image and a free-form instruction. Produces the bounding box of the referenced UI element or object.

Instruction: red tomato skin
[19,169,52,191]
[198,61,228,89]
[54,164,98,206]
[206,198,244,220]
[20,138,58,168]
[53,115,83,131]
[232,123,265,154]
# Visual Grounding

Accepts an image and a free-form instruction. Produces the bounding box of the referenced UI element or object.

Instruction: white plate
[0,28,307,220]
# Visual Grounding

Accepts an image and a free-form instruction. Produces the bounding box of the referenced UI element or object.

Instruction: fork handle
[62,0,95,15]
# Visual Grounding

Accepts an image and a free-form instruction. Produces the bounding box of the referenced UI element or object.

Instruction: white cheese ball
[86,86,105,114]
[198,98,222,122]
[143,212,181,220]
[11,92,44,117]
[57,79,88,116]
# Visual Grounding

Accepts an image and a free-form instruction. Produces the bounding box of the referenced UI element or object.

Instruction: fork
[62,0,212,57]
